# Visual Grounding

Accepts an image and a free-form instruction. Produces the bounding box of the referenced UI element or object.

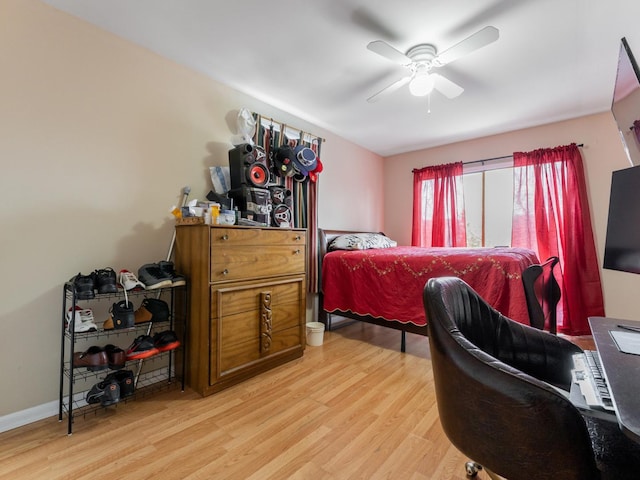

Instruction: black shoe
[70,272,95,300]
[104,369,135,398]
[107,300,135,329]
[158,261,186,287]
[153,330,181,352]
[126,335,159,360]
[134,298,170,324]
[86,378,120,406]
[93,267,118,294]
[137,264,173,290]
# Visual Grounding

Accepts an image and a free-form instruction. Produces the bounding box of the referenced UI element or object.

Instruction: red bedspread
[322,246,539,327]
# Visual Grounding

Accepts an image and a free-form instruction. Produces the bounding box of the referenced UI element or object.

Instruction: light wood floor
[0,322,592,480]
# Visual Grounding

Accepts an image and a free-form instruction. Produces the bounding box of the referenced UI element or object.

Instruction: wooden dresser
[174,224,306,396]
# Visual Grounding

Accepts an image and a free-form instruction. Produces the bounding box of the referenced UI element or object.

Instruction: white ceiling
[42,0,640,157]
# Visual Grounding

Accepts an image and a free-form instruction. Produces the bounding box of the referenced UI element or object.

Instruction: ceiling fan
[366,26,499,103]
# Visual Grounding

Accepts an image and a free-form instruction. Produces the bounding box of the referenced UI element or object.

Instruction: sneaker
[134,298,170,325]
[93,267,118,294]
[103,300,135,330]
[86,378,120,406]
[137,264,173,290]
[153,330,181,352]
[158,261,186,287]
[65,306,98,333]
[70,272,95,300]
[104,344,126,370]
[118,269,146,291]
[73,346,108,371]
[104,369,135,398]
[125,335,159,360]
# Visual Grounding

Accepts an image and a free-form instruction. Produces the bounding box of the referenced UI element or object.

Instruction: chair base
[465,461,502,479]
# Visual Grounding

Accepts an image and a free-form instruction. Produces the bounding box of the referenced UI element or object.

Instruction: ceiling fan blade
[432,73,464,99]
[367,40,412,65]
[435,26,499,66]
[366,75,412,103]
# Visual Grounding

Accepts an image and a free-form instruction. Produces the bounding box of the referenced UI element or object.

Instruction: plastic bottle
[211,203,220,225]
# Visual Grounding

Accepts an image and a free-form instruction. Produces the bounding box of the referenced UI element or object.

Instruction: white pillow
[329,233,397,251]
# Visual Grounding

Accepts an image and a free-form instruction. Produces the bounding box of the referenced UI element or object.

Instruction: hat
[273,146,295,177]
[292,146,317,176]
[308,156,323,183]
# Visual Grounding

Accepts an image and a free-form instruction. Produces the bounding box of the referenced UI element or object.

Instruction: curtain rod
[255,113,325,144]
[463,143,584,166]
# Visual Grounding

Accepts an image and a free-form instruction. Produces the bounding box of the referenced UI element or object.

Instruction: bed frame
[317,228,429,352]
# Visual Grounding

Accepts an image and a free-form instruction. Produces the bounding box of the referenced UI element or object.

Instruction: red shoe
[153,330,181,352]
[125,335,159,360]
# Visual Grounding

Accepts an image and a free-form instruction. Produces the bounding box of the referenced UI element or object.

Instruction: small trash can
[306,322,325,346]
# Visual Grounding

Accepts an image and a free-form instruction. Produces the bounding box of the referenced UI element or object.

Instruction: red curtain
[412,162,466,247]
[512,143,604,335]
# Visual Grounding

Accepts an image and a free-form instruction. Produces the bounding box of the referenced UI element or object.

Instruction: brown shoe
[73,346,108,371]
[105,344,126,370]
[103,300,135,330]
[134,298,170,324]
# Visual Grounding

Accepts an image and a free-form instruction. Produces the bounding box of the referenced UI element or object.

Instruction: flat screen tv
[611,37,640,167]
[603,165,640,273]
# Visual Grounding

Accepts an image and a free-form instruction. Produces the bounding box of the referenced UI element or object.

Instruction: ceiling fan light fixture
[409,73,435,97]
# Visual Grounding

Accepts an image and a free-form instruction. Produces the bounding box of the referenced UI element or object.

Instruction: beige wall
[0,0,383,422]
[383,112,640,323]
[5,0,636,428]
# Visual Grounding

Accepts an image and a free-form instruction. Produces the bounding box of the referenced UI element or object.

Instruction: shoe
[137,264,173,290]
[104,344,126,369]
[70,272,95,300]
[86,378,120,406]
[118,269,146,291]
[126,335,159,360]
[134,298,170,325]
[103,300,135,330]
[65,306,98,333]
[73,346,108,371]
[104,369,135,398]
[158,261,186,287]
[93,268,118,294]
[153,330,181,352]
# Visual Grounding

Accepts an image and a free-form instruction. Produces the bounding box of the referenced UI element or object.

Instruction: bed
[318,229,539,351]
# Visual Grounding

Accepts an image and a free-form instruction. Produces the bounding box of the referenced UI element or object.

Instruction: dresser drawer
[213,281,302,317]
[213,280,304,337]
[218,325,301,376]
[210,227,306,246]
[211,245,305,282]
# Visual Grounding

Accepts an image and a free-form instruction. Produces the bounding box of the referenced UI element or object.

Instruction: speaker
[271,203,292,227]
[269,186,292,208]
[229,186,272,225]
[229,144,269,189]
[268,186,293,227]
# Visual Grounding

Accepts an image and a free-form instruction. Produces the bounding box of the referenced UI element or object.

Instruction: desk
[589,316,640,443]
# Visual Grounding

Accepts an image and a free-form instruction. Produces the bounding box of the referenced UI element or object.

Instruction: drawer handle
[295,235,302,241]
[222,269,229,276]
[221,234,229,241]
[294,249,301,255]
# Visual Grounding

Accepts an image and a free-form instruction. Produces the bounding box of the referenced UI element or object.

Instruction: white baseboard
[0,368,177,434]
[0,400,59,434]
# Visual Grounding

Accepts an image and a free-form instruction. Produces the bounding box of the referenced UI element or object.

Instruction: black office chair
[522,256,561,334]
[423,276,640,479]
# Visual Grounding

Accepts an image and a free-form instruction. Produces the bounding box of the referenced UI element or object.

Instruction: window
[462,161,514,247]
